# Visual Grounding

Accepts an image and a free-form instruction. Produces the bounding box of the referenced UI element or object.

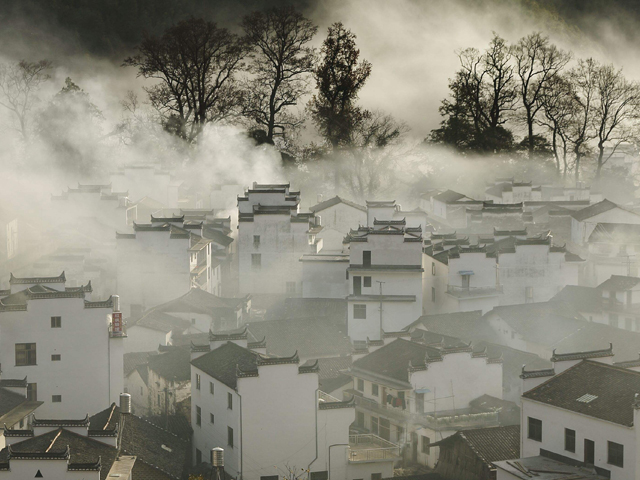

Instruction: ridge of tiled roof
[550,343,613,362]
[309,196,366,213]
[9,271,66,284]
[571,199,619,221]
[597,275,640,292]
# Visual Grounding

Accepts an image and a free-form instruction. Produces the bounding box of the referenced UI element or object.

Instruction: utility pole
[376,280,385,339]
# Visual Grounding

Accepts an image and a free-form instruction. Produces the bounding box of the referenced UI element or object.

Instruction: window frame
[195,373,201,390]
[52,395,62,403]
[51,354,61,361]
[251,253,262,270]
[353,304,366,319]
[196,405,201,426]
[608,441,624,468]
[50,316,61,328]
[564,428,576,453]
[421,435,430,454]
[210,413,215,424]
[357,378,364,392]
[210,382,215,395]
[363,276,372,288]
[228,392,233,410]
[15,343,37,366]
[228,426,234,448]
[371,383,379,396]
[527,417,542,442]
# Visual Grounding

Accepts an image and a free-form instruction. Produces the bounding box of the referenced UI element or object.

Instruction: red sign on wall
[112,312,123,333]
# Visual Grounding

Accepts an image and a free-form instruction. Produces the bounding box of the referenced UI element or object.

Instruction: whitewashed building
[366,200,429,232]
[0,273,124,418]
[190,341,398,480]
[237,183,319,299]
[570,200,640,246]
[344,221,424,341]
[348,335,503,469]
[309,196,367,251]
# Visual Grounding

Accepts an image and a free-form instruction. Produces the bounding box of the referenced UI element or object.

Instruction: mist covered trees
[431,32,640,181]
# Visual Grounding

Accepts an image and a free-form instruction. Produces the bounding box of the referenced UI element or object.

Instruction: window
[371,417,379,435]
[363,250,371,266]
[52,395,62,403]
[196,406,201,426]
[261,476,279,480]
[608,441,624,468]
[432,262,436,276]
[15,343,36,366]
[210,382,214,395]
[51,354,61,361]
[286,282,296,294]
[432,287,436,303]
[50,316,61,328]
[195,449,202,464]
[565,428,576,452]
[528,417,542,442]
[364,276,372,288]
[253,235,260,247]
[421,436,430,454]
[228,426,234,447]
[228,392,233,409]
[353,304,366,319]
[357,379,364,391]
[371,474,382,480]
[310,472,328,480]
[195,374,201,390]
[27,383,37,401]
[210,413,215,424]
[371,383,379,396]
[251,253,262,270]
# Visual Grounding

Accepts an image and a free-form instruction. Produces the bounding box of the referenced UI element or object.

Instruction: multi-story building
[344,220,424,341]
[366,200,429,232]
[570,199,640,246]
[237,183,318,300]
[309,196,367,251]
[0,273,124,418]
[347,335,503,469]
[190,340,398,480]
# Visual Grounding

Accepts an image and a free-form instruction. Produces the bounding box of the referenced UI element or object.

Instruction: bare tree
[538,75,575,177]
[592,64,640,178]
[511,33,571,157]
[0,59,52,140]
[241,6,317,144]
[123,17,248,143]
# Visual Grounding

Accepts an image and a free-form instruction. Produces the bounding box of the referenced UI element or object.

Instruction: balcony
[348,434,401,463]
[446,284,503,298]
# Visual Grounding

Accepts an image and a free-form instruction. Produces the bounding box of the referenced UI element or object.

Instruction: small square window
[51,316,61,328]
[364,276,372,288]
[51,354,61,361]
[52,395,62,403]
[354,304,366,319]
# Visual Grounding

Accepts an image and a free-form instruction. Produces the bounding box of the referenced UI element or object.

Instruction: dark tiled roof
[551,344,613,362]
[191,342,259,389]
[316,356,353,393]
[0,388,41,428]
[309,196,366,213]
[614,354,640,369]
[124,351,157,377]
[147,347,191,382]
[145,415,192,441]
[448,425,520,465]
[409,311,495,343]
[551,321,640,361]
[129,311,190,334]
[597,275,640,291]
[550,285,602,312]
[9,271,66,285]
[203,227,234,247]
[523,360,640,426]
[571,199,618,221]
[434,190,471,203]
[154,288,246,315]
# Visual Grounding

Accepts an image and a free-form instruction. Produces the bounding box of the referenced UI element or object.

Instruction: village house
[428,190,482,228]
[0,378,42,449]
[0,273,124,418]
[237,183,319,303]
[570,199,640,246]
[485,180,542,204]
[300,251,350,299]
[190,341,398,480]
[116,216,215,316]
[513,356,640,480]
[583,223,640,286]
[344,221,424,341]
[366,200,429,232]
[0,399,189,479]
[309,195,367,251]
[347,335,504,469]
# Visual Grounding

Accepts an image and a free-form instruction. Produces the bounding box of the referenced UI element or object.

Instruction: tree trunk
[595,143,605,179]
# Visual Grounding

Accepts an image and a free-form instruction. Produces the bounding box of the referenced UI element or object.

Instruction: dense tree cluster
[430,33,640,179]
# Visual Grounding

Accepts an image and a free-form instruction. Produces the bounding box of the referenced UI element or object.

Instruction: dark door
[584,439,595,465]
[353,276,362,296]
[411,433,418,462]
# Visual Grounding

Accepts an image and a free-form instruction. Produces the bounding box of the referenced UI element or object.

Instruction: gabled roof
[588,222,640,243]
[522,360,640,426]
[153,288,246,315]
[129,310,190,334]
[309,196,366,213]
[433,190,473,203]
[433,425,520,466]
[597,275,640,292]
[409,311,495,342]
[571,199,619,221]
[550,285,602,313]
[191,342,259,389]
[124,351,157,377]
[147,347,191,382]
[9,271,66,285]
[316,356,353,394]
[0,388,41,429]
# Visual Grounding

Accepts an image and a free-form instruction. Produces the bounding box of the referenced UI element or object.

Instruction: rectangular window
[286,282,296,294]
[310,472,328,480]
[51,354,61,361]
[363,250,371,266]
[432,262,436,276]
[210,382,214,395]
[228,426,234,447]
[51,316,61,328]
[52,395,62,403]
[195,374,201,390]
[251,253,261,270]
[210,413,215,424]
[27,383,37,401]
[421,436,430,454]
[565,428,576,453]
[15,343,36,366]
[432,287,436,302]
[196,406,201,426]
[353,304,366,319]
[371,383,379,396]
[357,378,364,391]
[528,417,542,442]
[364,276,372,288]
[195,449,202,464]
[608,441,624,468]
[228,392,233,410]
[371,417,379,435]
[253,235,260,247]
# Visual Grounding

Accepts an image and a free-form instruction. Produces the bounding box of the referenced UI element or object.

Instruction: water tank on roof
[120,393,131,414]
[212,447,224,467]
